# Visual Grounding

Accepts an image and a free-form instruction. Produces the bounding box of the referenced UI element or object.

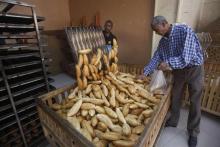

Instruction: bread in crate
[48,39,166,146]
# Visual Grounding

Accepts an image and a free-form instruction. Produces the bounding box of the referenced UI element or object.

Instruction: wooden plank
[207,74,218,109]
[215,77,220,113]
[202,75,212,107]
[211,75,219,111]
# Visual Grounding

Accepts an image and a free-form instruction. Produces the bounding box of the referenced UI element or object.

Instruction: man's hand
[137,74,146,80]
[158,62,171,71]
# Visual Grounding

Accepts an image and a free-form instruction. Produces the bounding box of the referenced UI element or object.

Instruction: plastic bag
[149,70,167,94]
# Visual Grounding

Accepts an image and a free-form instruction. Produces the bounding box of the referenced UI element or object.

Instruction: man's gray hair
[151,16,168,27]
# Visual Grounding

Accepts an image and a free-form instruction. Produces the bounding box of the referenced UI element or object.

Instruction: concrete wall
[152,0,178,55]
[198,0,220,31]
[69,0,155,65]
[10,0,71,74]
[178,0,202,30]
[11,0,70,30]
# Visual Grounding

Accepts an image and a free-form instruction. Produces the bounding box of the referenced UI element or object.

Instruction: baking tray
[0,23,44,33]
[0,43,45,50]
[0,98,11,111]
[0,85,5,92]
[0,0,34,11]
[8,70,47,83]
[65,26,106,61]
[10,80,45,93]
[0,90,8,101]
[7,68,43,79]
[5,125,42,146]
[20,111,39,123]
[12,83,47,97]
[0,1,14,13]
[0,96,35,115]
[5,64,43,75]
[0,123,19,140]
[17,103,37,119]
[0,107,14,122]
[0,110,38,132]
[4,60,42,69]
[0,112,40,142]
[9,77,53,92]
[10,76,45,89]
[14,86,52,104]
[3,55,42,64]
[0,13,45,24]
[0,34,36,39]
[0,50,40,60]
[0,114,17,131]
[0,95,8,103]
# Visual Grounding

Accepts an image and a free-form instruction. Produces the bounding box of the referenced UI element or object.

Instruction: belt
[172,65,200,72]
[184,65,198,69]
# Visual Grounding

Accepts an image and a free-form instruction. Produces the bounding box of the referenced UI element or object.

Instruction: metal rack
[65,26,106,62]
[0,0,53,146]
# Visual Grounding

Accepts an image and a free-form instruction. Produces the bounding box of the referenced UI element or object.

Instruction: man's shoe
[188,136,197,147]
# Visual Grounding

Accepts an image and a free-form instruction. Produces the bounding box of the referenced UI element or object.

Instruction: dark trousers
[168,65,204,137]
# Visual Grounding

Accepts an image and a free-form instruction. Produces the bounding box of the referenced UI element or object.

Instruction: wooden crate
[184,72,220,116]
[118,64,144,75]
[37,84,171,147]
[118,63,220,116]
[202,72,220,116]
[204,62,220,73]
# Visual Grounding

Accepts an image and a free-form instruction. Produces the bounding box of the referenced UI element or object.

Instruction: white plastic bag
[149,70,167,94]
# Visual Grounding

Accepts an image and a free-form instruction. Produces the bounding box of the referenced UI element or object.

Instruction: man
[143,16,204,147]
[103,20,117,50]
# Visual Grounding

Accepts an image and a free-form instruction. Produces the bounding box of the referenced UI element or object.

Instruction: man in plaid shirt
[143,16,204,147]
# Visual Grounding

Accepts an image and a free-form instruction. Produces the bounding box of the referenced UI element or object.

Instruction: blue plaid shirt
[144,23,204,75]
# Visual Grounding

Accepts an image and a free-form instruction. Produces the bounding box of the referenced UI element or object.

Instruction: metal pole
[31,7,50,91]
[0,60,28,147]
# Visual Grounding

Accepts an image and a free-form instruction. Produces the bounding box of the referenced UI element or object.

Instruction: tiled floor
[50,73,75,88]
[156,108,220,147]
[42,73,220,147]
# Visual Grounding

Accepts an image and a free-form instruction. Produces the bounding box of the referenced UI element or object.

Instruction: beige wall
[10,0,71,74]
[152,0,178,54]
[11,0,70,30]
[70,0,155,65]
[178,0,202,30]
[198,0,220,31]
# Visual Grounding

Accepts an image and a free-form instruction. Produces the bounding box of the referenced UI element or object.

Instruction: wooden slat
[207,74,219,109]
[202,75,212,107]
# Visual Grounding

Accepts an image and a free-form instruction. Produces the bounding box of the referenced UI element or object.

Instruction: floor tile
[197,129,220,147]
[155,127,183,147]
[50,73,75,88]
[156,108,220,147]
[163,131,188,147]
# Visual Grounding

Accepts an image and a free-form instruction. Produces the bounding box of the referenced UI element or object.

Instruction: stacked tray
[65,27,106,61]
[0,0,53,146]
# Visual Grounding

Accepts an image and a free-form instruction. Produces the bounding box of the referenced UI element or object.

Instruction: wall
[69,0,155,65]
[178,0,202,30]
[152,0,178,55]
[10,0,71,74]
[198,0,220,31]
[11,0,70,30]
